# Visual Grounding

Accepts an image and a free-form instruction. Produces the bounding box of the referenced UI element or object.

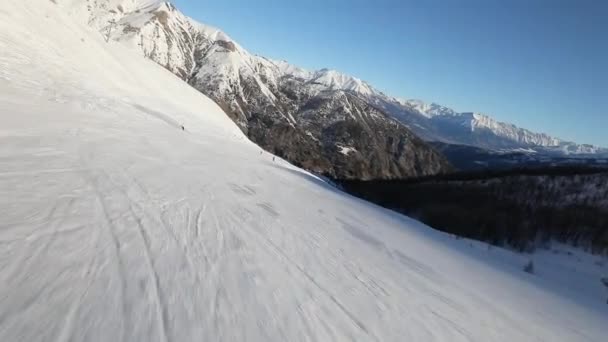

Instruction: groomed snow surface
[1,1,607,341]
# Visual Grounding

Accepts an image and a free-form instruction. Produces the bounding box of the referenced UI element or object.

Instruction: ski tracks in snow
[2,135,596,341]
[2,0,607,339]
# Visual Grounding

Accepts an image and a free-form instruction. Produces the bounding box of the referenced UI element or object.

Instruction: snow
[269,59,376,96]
[1,1,607,341]
[405,99,460,118]
[309,69,376,96]
[403,99,552,149]
[337,145,358,156]
[385,93,604,155]
[497,147,538,154]
[272,59,313,80]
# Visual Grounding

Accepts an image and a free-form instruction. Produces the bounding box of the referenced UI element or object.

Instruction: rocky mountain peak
[65,1,450,179]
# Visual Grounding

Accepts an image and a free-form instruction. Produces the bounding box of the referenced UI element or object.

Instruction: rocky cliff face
[60,0,451,179]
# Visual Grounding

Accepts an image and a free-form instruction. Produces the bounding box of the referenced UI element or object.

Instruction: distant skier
[602,277,608,304]
[273,156,276,162]
[180,125,185,131]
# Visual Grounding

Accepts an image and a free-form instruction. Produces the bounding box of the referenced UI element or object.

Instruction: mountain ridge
[62,0,605,174]
[61,0,450,179]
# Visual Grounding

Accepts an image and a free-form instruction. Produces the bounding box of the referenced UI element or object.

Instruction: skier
[602,277,608,304]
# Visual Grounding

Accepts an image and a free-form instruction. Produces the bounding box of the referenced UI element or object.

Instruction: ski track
[0,0,607,341]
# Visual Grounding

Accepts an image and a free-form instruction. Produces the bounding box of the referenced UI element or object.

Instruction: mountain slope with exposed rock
[60,0,604,180]
[57,0,450,179]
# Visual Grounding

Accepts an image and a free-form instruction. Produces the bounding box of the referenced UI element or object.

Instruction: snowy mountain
[2,0,608,341]
[59,0,605,180]
[369,96,606,155]
[401,100,606,154]
[62,0,605,169]
[53,0,451,180]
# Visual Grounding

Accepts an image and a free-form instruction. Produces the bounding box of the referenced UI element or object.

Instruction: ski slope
[0,1,607,341]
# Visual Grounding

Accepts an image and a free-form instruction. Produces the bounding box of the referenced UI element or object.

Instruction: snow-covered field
[0,1,606,341]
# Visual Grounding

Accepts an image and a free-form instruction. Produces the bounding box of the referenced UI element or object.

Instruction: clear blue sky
[172,0,608,146]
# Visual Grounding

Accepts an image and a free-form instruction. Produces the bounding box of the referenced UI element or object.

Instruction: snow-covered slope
[1,1,607,341]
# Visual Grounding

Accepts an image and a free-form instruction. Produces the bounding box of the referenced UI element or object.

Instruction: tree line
[337,167,608,254]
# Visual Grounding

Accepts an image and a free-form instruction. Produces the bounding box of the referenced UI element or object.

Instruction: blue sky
[172,0,608,146]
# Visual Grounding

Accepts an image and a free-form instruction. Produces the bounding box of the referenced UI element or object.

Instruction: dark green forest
[338,167,608,254]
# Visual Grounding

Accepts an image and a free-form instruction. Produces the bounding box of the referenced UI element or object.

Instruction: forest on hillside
[338,167,608,254]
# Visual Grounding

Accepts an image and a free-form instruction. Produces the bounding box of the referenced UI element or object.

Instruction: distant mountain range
[62,0,606,177]
[393,100,605,155]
